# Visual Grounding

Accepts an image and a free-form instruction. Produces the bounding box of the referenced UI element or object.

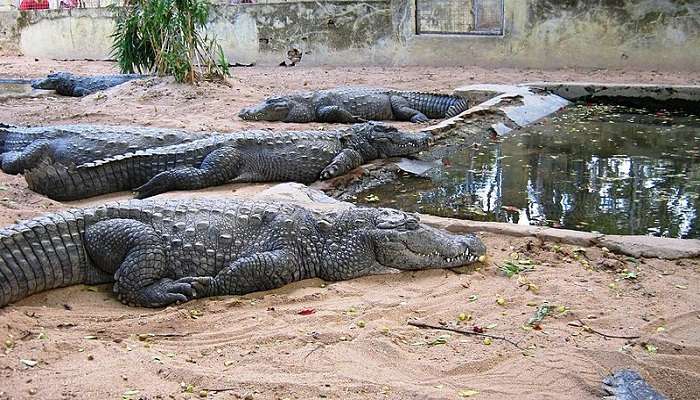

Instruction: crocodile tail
[24,159,132,201]
[445,97,470,118]
[0,210,91,307]
[399,92,470,119]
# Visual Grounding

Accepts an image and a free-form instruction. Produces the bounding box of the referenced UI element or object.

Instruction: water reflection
[357,104,700,238]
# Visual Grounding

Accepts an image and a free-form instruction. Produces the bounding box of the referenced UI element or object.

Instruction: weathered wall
[392,0,700,70]
[0,9,20,54]
[0,0,698,70]
[210,1,393,65]
[17,8,115,60]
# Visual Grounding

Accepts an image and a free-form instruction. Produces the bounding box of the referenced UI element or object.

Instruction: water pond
[356,103,700,238]
[0,79,41,100]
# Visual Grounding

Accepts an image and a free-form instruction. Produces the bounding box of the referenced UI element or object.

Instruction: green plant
[110,0,229,83]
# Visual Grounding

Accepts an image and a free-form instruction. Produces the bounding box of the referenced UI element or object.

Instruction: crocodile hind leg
[1,140,51,174]
[85,219,207,307]
[319,148,364,179]
[205,250,302,296]
[389,96,429,123]
[134,146,243,198]
[317,106,366,123]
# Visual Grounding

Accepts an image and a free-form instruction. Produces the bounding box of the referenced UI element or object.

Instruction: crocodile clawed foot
[133,182,161,199]
[410,115,430,123]
[319,164,339,180]
[174,276,213,298]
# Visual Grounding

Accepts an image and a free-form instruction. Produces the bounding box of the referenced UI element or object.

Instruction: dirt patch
[0,58,699,399]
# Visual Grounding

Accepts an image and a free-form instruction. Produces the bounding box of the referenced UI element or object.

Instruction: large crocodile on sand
[0,198,486,308]
[0,124,210,175]
[31,72,143,97]
[25,123,432,201]
[238,87,470,123]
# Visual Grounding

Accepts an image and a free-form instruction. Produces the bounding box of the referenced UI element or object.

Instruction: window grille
[415,0,504,35]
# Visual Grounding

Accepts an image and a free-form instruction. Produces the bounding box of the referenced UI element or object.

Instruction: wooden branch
[568,320,641,340]
[407,320,523,349]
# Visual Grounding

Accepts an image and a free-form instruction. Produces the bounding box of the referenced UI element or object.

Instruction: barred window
[416,0,504,35]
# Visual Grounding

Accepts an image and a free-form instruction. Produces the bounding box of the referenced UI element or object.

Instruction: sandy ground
[0,57,699,399]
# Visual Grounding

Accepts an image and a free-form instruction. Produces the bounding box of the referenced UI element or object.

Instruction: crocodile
[0,124,210,175]
[602,369,667,400]
[31,72,143,97]
[25,123,432,201]
[238,87,470,123]
[0,198,486,308]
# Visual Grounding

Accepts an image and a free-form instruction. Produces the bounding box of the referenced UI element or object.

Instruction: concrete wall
[210,1,393,65]
[17,8,115,60]
[392,0,700,69]
[0,0,698,71]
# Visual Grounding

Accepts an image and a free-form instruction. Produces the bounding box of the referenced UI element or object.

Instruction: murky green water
[0,79,35,99]
[357,104,700,238]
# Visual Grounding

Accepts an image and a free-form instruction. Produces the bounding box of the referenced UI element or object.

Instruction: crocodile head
[353,122,433,157]
[323,208,486,277]
[238,94,314,122]
[30,72,71,90]
[368,209,485,269]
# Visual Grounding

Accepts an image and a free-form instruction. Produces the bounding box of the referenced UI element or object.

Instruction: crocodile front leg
[317,106,366,123]
[206,250,305,296]
[389,96,429,123]
[134,147,243,198]
[1,140,51,174]
[319,148,364,179]
[85,219,205,307]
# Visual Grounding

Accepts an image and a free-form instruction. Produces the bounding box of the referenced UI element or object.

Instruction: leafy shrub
[110,0,229,83]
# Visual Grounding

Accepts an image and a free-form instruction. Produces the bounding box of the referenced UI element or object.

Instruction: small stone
[87,355,94,361]
[244,394,254,400]
[28,388,37,395]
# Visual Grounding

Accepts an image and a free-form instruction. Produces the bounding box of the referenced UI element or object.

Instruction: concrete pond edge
[256,183,700,261]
